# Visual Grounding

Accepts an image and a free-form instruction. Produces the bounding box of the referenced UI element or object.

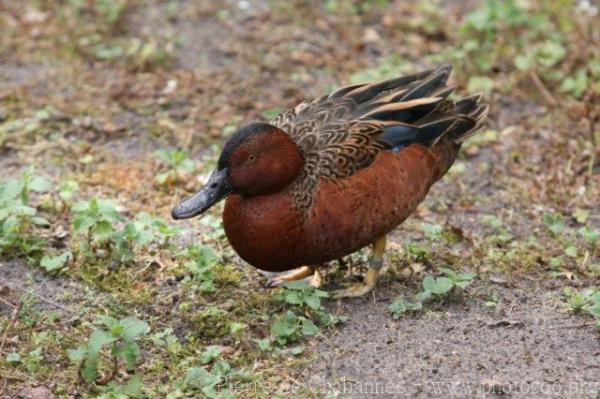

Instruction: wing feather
[270,65,487,211]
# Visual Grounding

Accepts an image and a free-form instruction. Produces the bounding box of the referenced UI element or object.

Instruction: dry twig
[529,71,558,106]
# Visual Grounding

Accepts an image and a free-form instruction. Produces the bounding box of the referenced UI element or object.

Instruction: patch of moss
[213,264,243,287]
[190,306,232,340]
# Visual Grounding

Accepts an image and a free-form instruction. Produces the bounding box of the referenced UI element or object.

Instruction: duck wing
[271,65,488,211]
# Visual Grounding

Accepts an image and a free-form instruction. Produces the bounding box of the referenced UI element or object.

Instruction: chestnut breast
[223,144,438,272]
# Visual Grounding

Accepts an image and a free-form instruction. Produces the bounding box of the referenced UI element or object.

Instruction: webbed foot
[331,235,386,298]
[331,268,378,298]
[266,266,314,288]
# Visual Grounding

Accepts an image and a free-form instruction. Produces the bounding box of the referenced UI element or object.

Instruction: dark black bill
[171,168,231,220]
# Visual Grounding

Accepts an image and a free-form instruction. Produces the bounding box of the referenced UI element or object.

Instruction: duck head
[171,122,304,219]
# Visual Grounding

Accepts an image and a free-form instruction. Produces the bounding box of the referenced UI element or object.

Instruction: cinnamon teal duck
[172,65,488,297]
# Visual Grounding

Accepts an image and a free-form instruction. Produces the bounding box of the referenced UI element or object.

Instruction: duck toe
[265,266,314,288]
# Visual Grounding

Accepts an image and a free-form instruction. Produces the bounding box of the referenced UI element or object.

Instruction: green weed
[68,315,150,383]
[269,281,345,346]
[0,168,51,260]
[40,251,72,274]
[563,288,600,336]
[543,212,565,236]
[428,0,597,100]
[154,149,197,187]
[71,198,132,263]
[181,245,220,293]
[481,215,513,245]
[389,268,476,319]
[563,288,598,314]
[176,356,251,399]
[421,223,443,241]
[92,38,173,71]
[149,328,182,357]
[94,0,128,28]
[72,199,181,265]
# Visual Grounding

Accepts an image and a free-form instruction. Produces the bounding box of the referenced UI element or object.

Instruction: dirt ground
[309,281,600,398]
[1,1,599,398]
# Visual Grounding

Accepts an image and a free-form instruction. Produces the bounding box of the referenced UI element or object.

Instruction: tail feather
[351,65,488,149]
[363,97,443,124]
[399,65,452,102]
[342,67,436,104]
[453,103,489,143]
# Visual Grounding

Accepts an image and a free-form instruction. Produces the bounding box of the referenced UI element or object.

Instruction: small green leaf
[40,252,70,272]
[31,217,50,226]
[255,338,270,351]
[458,272,477,281]
[12,205,36,216]
[422,223,443,240]
[587,303,600,319]
[229,322,246,334]
[284,292,303,305]
[466,76,494,94]
[281,281,311,290]
[67,346,87,363]
[389,297,423,319]
[88,330,117,356]
[184,367,220,390]
[120,317,150,341]
[120,341,140,371]
[415,290,432,303]
[422,276,436,292]
[81,357,100,382]
[110,323,125,337]
[303,294,323,311]
[6,352,21,365]
[514,54,533,71]
[0,179,23,203]
[290,345,304,356]
[212,360,231,377]
[549,256,562,268]
[121,374,143,396]
[29,176,52,192]
[543,213,565,235]
[155,172,171,184]
[431,277,454,295]
[201,346,222,365]
[537,40,566,67]
[564,246,578,258]
[25,348,42,373]
[454,281,469,289]
[573,209,589,224]
[59,180,79,201]
[262,108,282,120]
[300,318,319,336]
[92,220,114,239]
[72,215,95,234]
[97,315,119,330]
[389,299,408,318]
[578,226,599,245]
[95,44,124,60]
[271,311,298,338]
[438,267,458,280]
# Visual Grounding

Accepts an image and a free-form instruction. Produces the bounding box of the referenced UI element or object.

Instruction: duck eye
[248,154,256,162]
